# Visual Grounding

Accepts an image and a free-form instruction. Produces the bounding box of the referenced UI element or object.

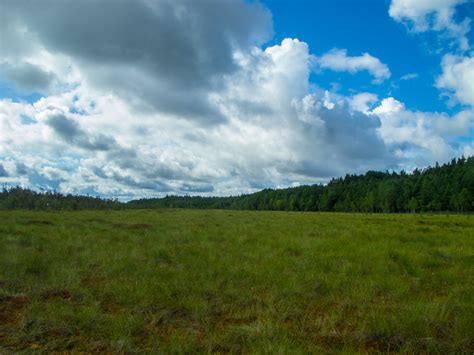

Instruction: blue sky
[0,0,473,199]
[264,0,472,113]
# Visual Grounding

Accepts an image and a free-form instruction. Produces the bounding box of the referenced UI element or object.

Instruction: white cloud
[464,143,474,156]
[371,97,405,115]
[437,54,474,106]
[315,49,391,83]
[370,97,473,166]
[0,0,471,199]
[0,37,396,198]
[349,93,378,113]
[0,0,273,125]
[389,0,470,50]
[262,38,310,102]
[400,73,419,81]
[2,49,470,198]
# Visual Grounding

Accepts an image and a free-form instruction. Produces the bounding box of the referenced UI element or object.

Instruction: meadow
[0,209,473,353]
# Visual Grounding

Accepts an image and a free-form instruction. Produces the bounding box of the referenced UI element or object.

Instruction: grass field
[0,210,473,353]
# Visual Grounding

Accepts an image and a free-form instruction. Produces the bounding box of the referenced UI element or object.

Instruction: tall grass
[0,210,473,352]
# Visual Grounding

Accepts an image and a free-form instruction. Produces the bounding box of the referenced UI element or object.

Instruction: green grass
[0,210,473,353]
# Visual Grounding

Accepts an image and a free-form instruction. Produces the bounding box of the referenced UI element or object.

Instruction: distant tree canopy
[128,156,474,213]
[1,156,473,212]
[0,186,122,210]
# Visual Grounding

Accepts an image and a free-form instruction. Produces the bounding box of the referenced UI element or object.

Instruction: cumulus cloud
[1,0,273,125]
[389,0,470,50]
[372,97,405,115]
[0,0,471,199]
[315,49,391,83]
[437,54,474,107]
[0,36,397,198]
[349,93,378,113]
[370,97,473,166]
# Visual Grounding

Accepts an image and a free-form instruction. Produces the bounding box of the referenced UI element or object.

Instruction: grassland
[0,210,473,353]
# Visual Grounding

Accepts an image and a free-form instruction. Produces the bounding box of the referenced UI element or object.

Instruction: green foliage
[0,186,122,210]
[129,156,474,213]
[0,210,473,352]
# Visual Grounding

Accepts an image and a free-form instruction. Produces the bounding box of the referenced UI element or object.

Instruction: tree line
[0,186,122,210]
[1,156,472,212]
[128,156,474,213]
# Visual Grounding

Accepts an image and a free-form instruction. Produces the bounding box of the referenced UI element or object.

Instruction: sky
[0,0,473,199]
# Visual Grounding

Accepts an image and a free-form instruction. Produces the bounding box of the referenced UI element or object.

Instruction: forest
[129,156,474,213]
[0,186,122,210]
[1,156,473,212]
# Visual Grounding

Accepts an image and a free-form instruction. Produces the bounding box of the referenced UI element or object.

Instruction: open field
[0,210,473,353]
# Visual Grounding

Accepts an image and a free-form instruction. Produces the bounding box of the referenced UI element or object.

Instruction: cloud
[0,37,398,198]
[40,166,68,182]
[400,73,419,81]
[437,54,474,107]
[0,1,471,199]
[2,33,470,198]
[370,97,473,166]
[1,0,273,125]
[372,97,405,115]
[0,62,56,93]
[349,93,378,113]
[0,163,9,177]
[464,143,474,156]
[389,0,470,50]
[15,161,28,175]
[45,113,117,151]
[315,49,391,83]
